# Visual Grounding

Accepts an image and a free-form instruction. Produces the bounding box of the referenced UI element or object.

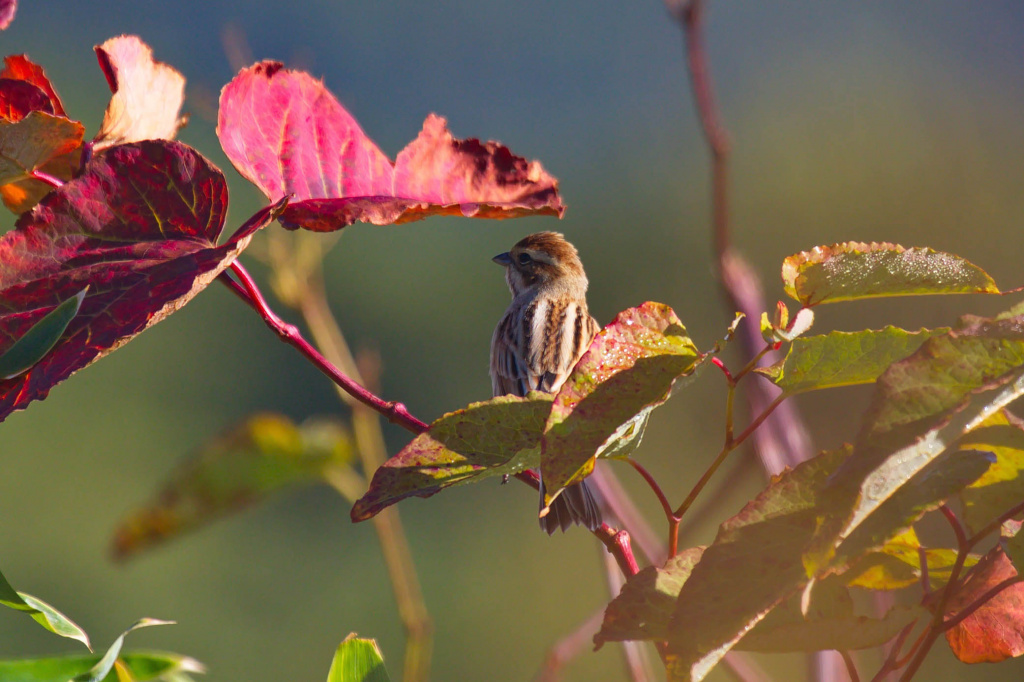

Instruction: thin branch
[966,498,1024,550]
[626,458,678,557]
[869,621,915,682]
[938,504,968,551]
[596,525,641,577]
[673,392,786,519]
[219,262,428,434]
[839,651,860,682]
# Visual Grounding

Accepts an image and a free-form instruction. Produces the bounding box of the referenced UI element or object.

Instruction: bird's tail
[539,477,603,534]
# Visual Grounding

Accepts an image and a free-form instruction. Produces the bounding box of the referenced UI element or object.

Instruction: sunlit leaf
[351,394,551,522]
[945,546,1024,663]
[0,565,90,648]
[595,547,704,647]
[757,327,947,395]
[113,414,354,559]
[541,302,702,502]
[72,619,175,682]
[958,411,1024,534]
[92,36,186,151]
[782,242,999,306]
[0,0,14,30]
[0,651,203,682]
[665,447,850,682]
[217,62,563,230]
[2,55,66,117]
[0,140,278,423]
[326,634,390,682]
[843,528,975,590]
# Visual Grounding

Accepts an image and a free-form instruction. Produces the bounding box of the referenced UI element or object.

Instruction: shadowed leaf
[72,619,175,682]
[113,414,354,560]
[782,242,999,306]
[0,78,52,121]
[327,634,390,682]
[351,394,552,522]
[541,302,702,504]
[0,565,90,648]
[665,447,850,682]
[806,313,1024,577]
[595,547,704,647]
[92,36,186,151]
[757,327,948,395]
[2,55,66,117]
[0,651,203,682]
[0,287,85,379]
[0,140,276,423]
[945,546,1024,663]
[217,62,563,230]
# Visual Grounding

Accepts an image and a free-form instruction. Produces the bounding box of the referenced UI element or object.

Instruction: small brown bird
[490,231,603,533]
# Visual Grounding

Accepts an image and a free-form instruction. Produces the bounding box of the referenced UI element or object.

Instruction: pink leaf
[217,62,564,230]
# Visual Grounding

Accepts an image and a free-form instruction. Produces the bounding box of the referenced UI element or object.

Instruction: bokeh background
[3,2,1024,681]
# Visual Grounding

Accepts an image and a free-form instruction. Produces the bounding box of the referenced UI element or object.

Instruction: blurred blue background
[2,2,1024,680]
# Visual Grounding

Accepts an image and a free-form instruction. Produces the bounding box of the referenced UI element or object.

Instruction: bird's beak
[492,252,513,266]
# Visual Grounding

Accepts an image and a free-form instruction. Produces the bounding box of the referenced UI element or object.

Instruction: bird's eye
[517,253,532,266]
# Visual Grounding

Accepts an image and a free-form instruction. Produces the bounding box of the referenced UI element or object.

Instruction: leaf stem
[626,458,678,556]
[29,168,64,189]
[965,498,1024,549]
[839,651,860,682]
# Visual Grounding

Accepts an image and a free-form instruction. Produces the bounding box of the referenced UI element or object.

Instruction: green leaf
[594,547,705,647]
[72,619,175,682]
[0,566,90,649]
[1001,520,1024,576]
[781,242,999,306]
[541,302,702,502]
[665,447,850,682]
[957,411,1024,534]
[0,651,204,682]
[326,634,390,682]
[113,413,354,559]
[806,313,1024,578]
[0,287,87,380]
[757,327,948,395]
[0,111,84,186]
[351,394,552,521]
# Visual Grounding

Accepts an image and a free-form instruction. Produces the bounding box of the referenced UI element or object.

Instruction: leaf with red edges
[217,62,563,230]
[0,78,52,121]
[92,35,187,151]
[945,546,1024,663]
[2,55,66,117]
[0,140,273,422]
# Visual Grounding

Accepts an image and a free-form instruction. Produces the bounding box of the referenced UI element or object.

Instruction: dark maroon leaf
[0,78,52,121]
[217,62,564,230]
[0,140,273,422]
[2,55,66,117]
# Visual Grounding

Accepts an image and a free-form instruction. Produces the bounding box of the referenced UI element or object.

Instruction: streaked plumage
[490,232,603,533]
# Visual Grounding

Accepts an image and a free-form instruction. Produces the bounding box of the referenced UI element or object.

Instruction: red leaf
[945,547,1024,663]
[92,35,187,151]
[2,55,66,117]
[0,78,53,121]
[0,140,272,422]
[217,62,564,230]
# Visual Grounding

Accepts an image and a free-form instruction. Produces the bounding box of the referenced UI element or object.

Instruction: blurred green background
[3,2,1024,681]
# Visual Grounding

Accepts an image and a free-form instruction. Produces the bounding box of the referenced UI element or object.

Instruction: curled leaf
[93,35,187,151]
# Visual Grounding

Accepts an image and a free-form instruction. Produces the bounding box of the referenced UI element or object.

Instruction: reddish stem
[29,168,64,189]
[711,356,734,384]
[966,498,1024,549]
[627,458,680,557]
[596,525,640,577]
